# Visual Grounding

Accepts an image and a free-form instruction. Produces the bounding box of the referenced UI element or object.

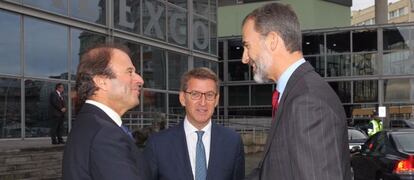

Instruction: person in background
[49,83,66,145]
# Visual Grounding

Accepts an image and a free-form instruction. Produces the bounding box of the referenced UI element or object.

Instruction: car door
[352,133,383,180]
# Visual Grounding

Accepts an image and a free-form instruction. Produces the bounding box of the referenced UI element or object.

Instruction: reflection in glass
[229,86,249,106]
[219,62,223,81]
[25,80,68,137]
[227,107,271,117]
[71,29,106,80]
[228,39,243,60]
[143,0,166,41]
[23,0,67,15]
[193,16,209,52]
[353,53,377,75]
[228,61,249,81]
[327,55,351,77]
[71,0,105,25]
[306,56,324,77]
[194,58,218,75]
[168,0,187,8]
[25,18,68,79]
[143,46,166,89]
[0,78,21,138]
[167,5,187,47]
[114,0,140,34]
[354,80,378,103]
[210,0,217,20]
[169,93,184,116]
[383,27,413,51]
[218,41,223,60]
[329,81,351,103]
[383,51,414,75]
[193,0,209,17]
[302,34,324,55]
[210,22,217,55]
[352,30,377,52]
[326,31,350,54]
[386,104,414,119]
[384,79,414,103]
[251,85,272,105]
[0,10,20,75]
[168,52,188,90]
[143,90,166,113]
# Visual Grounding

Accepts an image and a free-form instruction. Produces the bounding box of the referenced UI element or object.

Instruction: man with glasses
[144,67,245,180]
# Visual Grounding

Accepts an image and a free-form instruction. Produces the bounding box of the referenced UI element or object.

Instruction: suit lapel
[260,62,315,166]
[172,122,194,180]
[206,123,220,180]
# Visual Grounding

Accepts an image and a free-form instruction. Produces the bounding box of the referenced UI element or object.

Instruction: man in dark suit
[241,3,350,180]
[49,83,66,144]
[62,43,149,180]
[144,67,245,180]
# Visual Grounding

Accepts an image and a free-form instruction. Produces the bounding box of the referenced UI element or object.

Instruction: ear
[214,94,220,107]
[92,75,108,91]
[179,91,186,107]
[265,31,279,51]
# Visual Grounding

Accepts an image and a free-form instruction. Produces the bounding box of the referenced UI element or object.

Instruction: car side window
[373,133,386,153]
[362,133,380,153]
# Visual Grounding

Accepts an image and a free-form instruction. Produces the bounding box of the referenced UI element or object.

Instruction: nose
[134,73,144,87]
[199,94,207,105]
[242,49,249,64]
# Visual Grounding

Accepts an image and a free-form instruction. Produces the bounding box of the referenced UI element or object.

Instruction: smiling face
[179,78,219,130]
[242,18,274,83]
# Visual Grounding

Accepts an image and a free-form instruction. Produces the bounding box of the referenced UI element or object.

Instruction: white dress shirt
[85,100,122,127]
[183,117,211,179]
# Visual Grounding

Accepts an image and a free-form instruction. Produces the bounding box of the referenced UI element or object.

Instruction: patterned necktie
[195,131,207,180]
[121,124,134,141]
[272,90,280,119]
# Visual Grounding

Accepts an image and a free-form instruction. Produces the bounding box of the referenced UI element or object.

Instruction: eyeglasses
[184,91,217,101]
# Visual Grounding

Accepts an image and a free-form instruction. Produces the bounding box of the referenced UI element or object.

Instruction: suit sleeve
[143,136,158,180]
[287,95,348,180]
[233,135,245,180]
[50,92,64,111]
[90,127,146,180]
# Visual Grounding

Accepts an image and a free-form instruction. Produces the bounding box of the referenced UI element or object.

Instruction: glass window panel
[229,86,249,106]
[0,10,20,75]
[143,0,166,41]
[210,0,217,20]
[168,52,188,90]
[383,51,414,75]
[25,80,68,137]
[210,22,217,55]
[71,29,106,80]
[353,80,378,103]
[167,5,187,47]
[168,0,187,9]
[329,81,351,103]
[352,30,377,52]
[302,34,324,55]
[306,56,325,77]
[169,93,184,116]
[71,0,105,25]
[218,61,223,81]
[69,83,77,127]
[228,107,271,117]
[23,0,67,15]
[143,91,166,113]
[193,0,208,17]
[219,86,223,106]
[251,84,272,106]
[194,58,218,75]
[326,31,350,54]
[218,41,223,60]
[384,79,414,103]
[353,53,377,76]
[143,46,166,89]
[383,27,413,51]
[193,16,209,53]
[386,104,414,119]
[0,78,21,138]
[348,104,377,121]
[327,54,351,77]
[228,39,243,60]
[228,61,249,81]
[25,18,68,79]
[114,0,141,34]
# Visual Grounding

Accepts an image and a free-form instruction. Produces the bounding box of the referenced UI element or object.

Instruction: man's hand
[61,107,67,112]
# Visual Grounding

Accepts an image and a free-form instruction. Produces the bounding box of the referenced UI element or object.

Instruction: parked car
[350,129,414,180]
[348,127,368,151]
[389,119,414,128]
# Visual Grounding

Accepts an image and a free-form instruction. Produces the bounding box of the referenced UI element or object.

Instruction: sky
[351,0,400,11]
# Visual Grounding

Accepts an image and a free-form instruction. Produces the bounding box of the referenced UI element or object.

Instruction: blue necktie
[121,124,134,141]
[195,131,207,180]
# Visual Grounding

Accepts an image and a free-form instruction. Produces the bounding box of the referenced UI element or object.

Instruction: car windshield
[348,129,367,140]
[392,133,414,153]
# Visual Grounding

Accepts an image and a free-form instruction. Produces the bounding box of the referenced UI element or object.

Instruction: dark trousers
[50,116,64,142]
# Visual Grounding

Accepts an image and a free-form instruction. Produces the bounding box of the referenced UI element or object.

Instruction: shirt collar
[85,100,123,127]
[183,116,212,135]
[276,58,306,101]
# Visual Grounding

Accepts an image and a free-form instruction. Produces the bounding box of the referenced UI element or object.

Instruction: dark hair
[75,43,130,107]
[55,83,63,90]
[180,67,219,92]
[242,3,302,52]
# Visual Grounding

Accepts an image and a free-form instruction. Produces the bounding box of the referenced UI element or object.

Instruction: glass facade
[0,0,218,139]
[219,24,414,121]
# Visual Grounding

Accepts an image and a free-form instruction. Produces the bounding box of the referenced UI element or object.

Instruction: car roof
[385,128,414,133]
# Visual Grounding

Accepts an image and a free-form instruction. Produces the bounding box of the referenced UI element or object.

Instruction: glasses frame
[184,90,217,101]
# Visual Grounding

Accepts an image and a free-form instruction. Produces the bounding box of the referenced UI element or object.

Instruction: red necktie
[272,90,280,118]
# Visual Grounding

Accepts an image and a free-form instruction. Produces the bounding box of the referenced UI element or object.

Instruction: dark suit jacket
[49,91,65,118]
[62,103,149,180]
[144,121,245,180]
[247,62,351,180]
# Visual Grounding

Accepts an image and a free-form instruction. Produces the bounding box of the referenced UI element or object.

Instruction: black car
[348,127,368,151]
[351,129,414,180]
